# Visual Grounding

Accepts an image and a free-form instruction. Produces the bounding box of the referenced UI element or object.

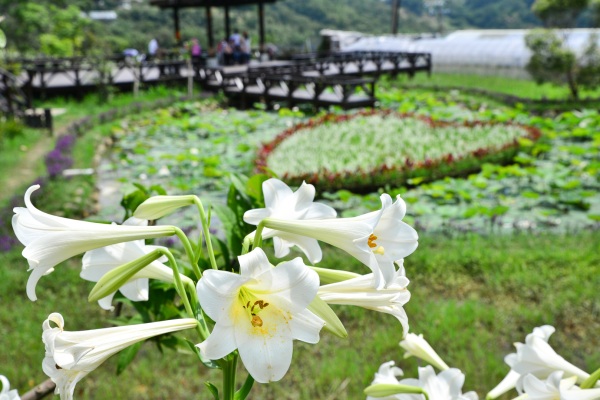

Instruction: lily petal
[195,248,323,384]
[13,185,175,301]
[42,312,197,399]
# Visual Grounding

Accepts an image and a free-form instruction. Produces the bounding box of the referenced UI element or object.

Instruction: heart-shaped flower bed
[256,110,541,193]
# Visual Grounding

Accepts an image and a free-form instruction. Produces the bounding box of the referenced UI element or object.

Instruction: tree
[525,30,579,97]
[525,0,600,98]
[590,0,600,25]
[531,0,588,27]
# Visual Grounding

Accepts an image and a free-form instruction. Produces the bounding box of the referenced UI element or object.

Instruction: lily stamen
[368,234,378,248]
[373,246,385,255]
[251,315,264,327]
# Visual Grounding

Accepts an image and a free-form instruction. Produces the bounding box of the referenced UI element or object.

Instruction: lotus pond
[95,89,600,234]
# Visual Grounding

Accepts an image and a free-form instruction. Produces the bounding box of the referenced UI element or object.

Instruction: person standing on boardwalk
[217,37,233,65]
[190,38,202,64]
[241,31,251,64]
[148,38,159,61]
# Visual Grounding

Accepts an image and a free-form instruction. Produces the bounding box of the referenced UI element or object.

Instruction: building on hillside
[322,29,600,79]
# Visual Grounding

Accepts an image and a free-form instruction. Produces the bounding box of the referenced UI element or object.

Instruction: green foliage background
[0,0,555,56]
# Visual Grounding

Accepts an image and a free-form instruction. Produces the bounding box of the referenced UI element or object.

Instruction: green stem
[241,234,252,255]
[223,355,238,400]
[193,197,219,270]
[581,366,600,389]
[162,249,208,340]
[252,222,266,250]
[161,249,194,318]
[185,280,210,340]
[194,229,205,265]
[174,227,202,280]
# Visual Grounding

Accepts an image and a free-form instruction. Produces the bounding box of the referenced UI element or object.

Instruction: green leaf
[214,236,232,268]
[517,137,534,147]
[233,374,255,400]
[116,341,143,375]
[120,189,149,220]
[205,382,220,400]
[587,214,600,221]
[307,296,347,338]
[0,28,6,49]
[463,206,483,218]
[489,205,509,216]
[246,174,270,204]
[407,177,425,185]
[184,339,220,369]
[229,174,252,204]
[213,204,244,260]
[521,191,540,199]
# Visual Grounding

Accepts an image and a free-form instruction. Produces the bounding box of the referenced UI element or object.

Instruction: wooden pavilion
[149,0,277,50]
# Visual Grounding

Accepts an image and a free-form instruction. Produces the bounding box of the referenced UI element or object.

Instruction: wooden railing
[3,50,431,112]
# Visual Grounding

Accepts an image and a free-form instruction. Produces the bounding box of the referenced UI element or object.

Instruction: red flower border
[255,110,542,193]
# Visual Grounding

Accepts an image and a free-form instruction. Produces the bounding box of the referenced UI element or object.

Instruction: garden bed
[257,110,542,193]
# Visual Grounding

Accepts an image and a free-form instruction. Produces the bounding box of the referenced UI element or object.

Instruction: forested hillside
[1,0,596,56]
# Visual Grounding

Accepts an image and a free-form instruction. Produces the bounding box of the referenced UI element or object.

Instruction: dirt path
[1,135,54,204]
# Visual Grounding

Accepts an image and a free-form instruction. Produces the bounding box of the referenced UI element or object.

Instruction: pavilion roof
[149,0,277,8]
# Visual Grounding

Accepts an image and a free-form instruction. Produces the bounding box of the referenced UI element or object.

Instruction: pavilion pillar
[173,7,181,44]
[258,2,265,51]
[225,6,231,39]
[391,0,400,34]
[206,6,214,49]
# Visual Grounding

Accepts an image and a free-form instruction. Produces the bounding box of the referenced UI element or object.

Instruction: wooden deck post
[206,6,214,49]
[391,0,400,34]
[173,7,181,44]
[225,6,231,40]
[258,2,265,51]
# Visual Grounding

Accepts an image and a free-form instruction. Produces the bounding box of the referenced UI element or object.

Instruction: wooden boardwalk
[3,51,431,112]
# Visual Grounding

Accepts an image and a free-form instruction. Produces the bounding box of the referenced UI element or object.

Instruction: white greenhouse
[322,28,600,78]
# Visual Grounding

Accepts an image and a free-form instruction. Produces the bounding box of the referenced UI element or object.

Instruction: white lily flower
[400,332,450,372]
[81,218,174,311]
[487,370,522,399]
[196,248,324,383]
[490,326,591,400]
[262,193,418,289]
[12,185,176,301]
[507,326,590,386]
[318,260,411,334]
[398,365,479,400]
[366,361,405,400]
[520,371,600,400]
[243,178,337,263]
[0,375,20,400]
[42,313,197,400]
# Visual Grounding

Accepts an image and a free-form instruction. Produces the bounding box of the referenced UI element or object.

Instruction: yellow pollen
[240,294,271,328]
[368,234,378,248]
[251,315,263,327]
[373,246,385,255]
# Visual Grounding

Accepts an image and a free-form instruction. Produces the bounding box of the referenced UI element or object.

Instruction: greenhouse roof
[337,29,600,71]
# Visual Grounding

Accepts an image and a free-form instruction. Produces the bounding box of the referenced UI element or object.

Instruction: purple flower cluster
[45,134,76,179]
[0,195,24,253]
[0,235,17,252]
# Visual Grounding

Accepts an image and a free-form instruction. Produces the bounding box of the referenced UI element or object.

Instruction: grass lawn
[1,232,598,399]
[0,85,191,208]
[37,85,190,128]
[396,73,600,100]
[1,84,598,399]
